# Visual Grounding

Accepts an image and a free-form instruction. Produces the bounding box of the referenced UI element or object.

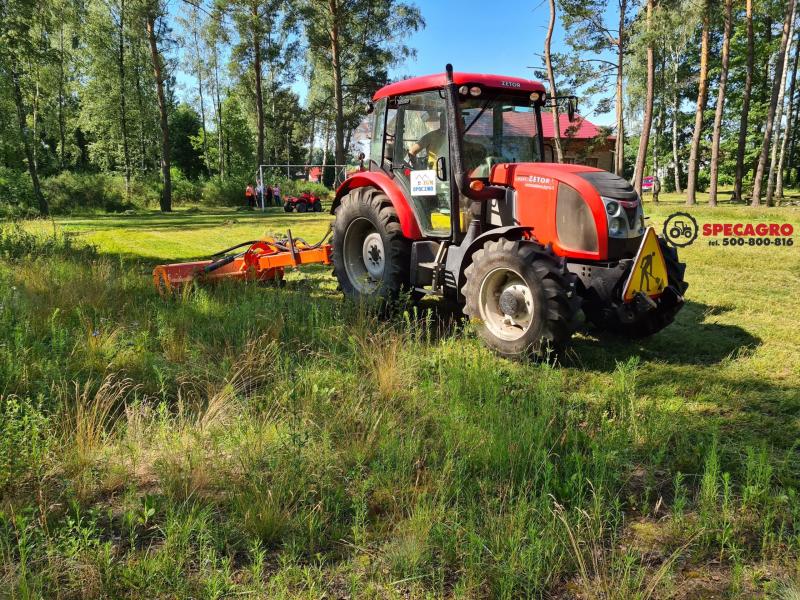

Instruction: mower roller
[153,230,332,294]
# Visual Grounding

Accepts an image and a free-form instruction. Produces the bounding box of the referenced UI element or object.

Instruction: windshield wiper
[464,98,492,134]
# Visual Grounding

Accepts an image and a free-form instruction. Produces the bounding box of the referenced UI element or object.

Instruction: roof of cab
[372,72,546,101]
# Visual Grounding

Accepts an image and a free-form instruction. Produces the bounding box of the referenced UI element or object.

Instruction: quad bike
[329,65,687,357]
[284,191,323,213]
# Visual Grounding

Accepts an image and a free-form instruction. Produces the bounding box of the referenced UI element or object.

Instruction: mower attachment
[153,230,332,294]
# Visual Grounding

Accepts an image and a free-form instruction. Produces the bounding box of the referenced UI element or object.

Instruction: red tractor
[330,65,687,357]
[284,191,323,213]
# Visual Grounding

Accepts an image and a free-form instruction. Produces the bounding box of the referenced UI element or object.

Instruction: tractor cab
[330,65,687,358]
[367,71,550,242]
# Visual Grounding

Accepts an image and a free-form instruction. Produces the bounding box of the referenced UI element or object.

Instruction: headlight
[605,201,619,215]
[609,217,626,236]
[469,86,482,97]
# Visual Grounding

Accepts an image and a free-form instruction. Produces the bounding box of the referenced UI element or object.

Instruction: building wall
[544,139,614,172]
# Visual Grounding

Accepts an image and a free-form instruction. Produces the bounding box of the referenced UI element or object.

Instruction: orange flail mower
[153,229,332,294]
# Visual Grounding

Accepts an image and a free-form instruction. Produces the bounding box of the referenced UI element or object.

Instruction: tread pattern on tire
[461,238,580,356]
[332,186,412,300]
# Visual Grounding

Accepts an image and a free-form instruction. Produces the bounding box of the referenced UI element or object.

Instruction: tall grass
[1,213,799,597]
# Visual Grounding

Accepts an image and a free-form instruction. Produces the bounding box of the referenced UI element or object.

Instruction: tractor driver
[406,111,447,170]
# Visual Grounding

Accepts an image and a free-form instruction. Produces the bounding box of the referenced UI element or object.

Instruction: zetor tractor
[330,65,687,357]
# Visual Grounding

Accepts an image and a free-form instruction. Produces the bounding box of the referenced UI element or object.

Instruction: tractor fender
[331,172,423,240]
[451,226,538,297]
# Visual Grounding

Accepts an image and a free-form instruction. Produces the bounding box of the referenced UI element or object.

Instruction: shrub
[0,223,96,261]
[38,172,145,213]
[201,175,250,207]
[170,167,203,205]
[0,167,36,217]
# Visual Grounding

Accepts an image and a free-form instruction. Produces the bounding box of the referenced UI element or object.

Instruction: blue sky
[319,0,617,127]
[173,0,620,127]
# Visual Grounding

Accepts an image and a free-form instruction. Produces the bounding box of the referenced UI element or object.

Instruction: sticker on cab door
[410,170,436,196]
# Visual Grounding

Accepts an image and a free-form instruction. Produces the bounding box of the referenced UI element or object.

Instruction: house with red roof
[538,113,615,171]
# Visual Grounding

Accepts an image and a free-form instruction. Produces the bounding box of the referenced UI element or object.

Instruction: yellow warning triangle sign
[622,227,669,302]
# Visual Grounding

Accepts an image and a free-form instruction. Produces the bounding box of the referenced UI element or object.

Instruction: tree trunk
[58,22,67,170]
[671,57,683,194]
[777,37,799,199]
[751,0,794,206]
[685,0,710,205]
[633,0,655,195]
[146,9,172,212]
[322,118,331,183]
[307,116,316,165]
[117,0,131,198]
[212,40,224,179]
[10,69,47,215]
[545,0,563,162]
[329,0,346,166]
[766,9,796,206]
[733,0,754,202]
[708,0,733,207]
[653,54,666,203]
[614,0,626,176]
[192,27,210,176]
[252,2,265,169]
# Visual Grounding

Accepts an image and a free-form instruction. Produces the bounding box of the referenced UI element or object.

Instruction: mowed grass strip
[2,195,799,598]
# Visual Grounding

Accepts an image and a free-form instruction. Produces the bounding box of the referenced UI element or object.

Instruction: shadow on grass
[566,300,761,369]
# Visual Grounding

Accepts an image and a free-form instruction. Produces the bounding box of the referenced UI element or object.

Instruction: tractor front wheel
[283,203,293,213]
[312,200,322,212]
[332,187,412,301]
[297,201,308,213]
[462,239,580,358]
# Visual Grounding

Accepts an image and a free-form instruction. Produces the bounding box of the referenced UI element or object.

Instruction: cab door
[388,91,453,237]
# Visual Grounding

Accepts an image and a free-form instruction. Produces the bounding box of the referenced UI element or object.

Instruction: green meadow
[1,194,799,598]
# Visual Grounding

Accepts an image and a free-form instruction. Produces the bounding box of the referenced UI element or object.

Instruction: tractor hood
[489,163,645,261]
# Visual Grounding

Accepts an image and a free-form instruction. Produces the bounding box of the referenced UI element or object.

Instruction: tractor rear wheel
[462,239,580,358]
[312,200,322,212]
[585,239,688,338]
[332,187,412,301]
[283,203,293,212]
[297,201,308,213]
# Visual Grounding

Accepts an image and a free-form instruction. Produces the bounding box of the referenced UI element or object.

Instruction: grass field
[1,192,799,598]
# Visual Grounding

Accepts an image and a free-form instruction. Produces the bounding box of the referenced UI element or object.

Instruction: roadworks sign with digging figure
[622,227,668,302]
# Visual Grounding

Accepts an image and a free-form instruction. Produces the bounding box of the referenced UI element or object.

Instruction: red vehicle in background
[284,191,323,213]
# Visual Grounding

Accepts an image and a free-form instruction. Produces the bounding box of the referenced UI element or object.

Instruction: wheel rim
[343,217,384,293]
[478,267,534,341]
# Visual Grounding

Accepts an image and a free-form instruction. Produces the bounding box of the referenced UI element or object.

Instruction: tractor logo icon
[663,212,699,248]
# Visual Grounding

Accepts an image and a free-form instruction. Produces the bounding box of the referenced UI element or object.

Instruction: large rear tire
[332,187,412,301]
[462,239,580,358]
[297,201,308,213]
[585,238,688,338]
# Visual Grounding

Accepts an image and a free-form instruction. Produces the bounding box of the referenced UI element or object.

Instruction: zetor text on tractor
[330,65,687,356]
